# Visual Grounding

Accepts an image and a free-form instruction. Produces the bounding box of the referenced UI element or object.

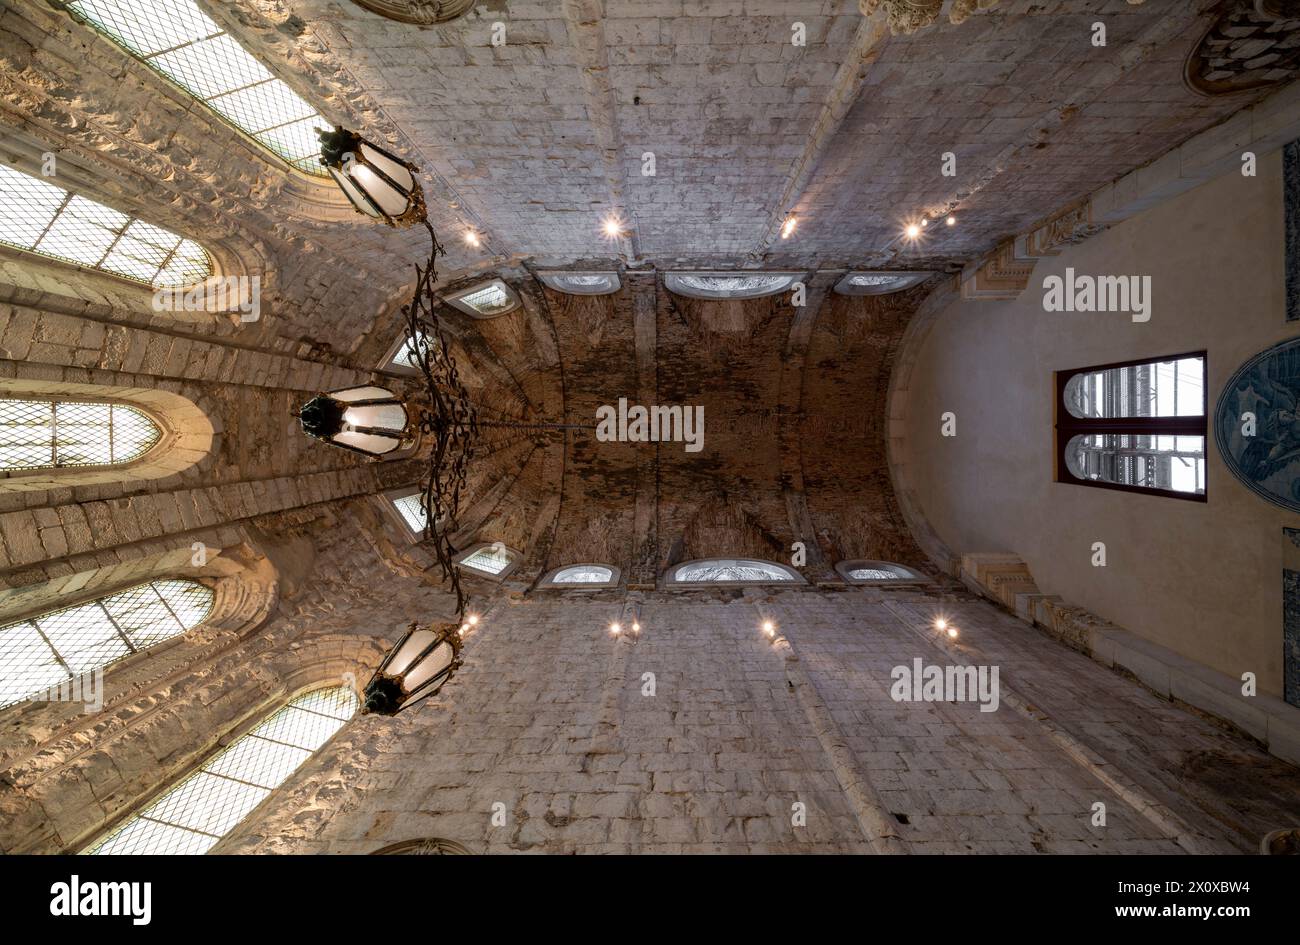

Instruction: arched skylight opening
[835,561,927,585]
[0,164,211,286]
[85,685,358,854]
[667,559,803,585]
[539,564,620,589]
[0,399,162,471]
[665,272,800,301]
[64,0,329,176]
[0,579,213,709]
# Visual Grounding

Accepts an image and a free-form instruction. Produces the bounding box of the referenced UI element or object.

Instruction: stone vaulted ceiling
[0,0,1284,597]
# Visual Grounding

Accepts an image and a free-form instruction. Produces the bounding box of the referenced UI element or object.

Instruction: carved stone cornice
[960,201,1107,301]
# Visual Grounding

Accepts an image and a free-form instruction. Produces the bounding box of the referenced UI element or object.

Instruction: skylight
[444,279,520,319]
[0,399,162,469]
[536,271,622,296]
[391,493,428,535]
[665,272,799,300]
[458,544,513,576]
[553,566,613,583]
[833,271,932,296]
[0,164,211,287]
[64,0,329,176]
[670,559,801,583]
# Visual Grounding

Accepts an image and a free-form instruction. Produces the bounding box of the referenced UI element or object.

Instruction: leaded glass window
[458,544,513,576]
[85,686,358,855]
[0,164,211,286]
[0,399,162,471]
[391,492,428,534]
[552,565,613,584]
[63,0,329,175]
[0,579,213,709]
[671,559,799,583]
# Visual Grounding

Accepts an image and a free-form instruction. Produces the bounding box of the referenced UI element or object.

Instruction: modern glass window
[1056,353,1206,500]
[0,399,162,471]
[0,579,213,709]
[63,0,329,175]
[85,686,358,855]
[0,164,211,286]
[669,559,802,584]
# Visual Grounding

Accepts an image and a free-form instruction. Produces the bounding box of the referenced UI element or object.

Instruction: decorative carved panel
[1185,0,1300,96]
[349,0,475,25]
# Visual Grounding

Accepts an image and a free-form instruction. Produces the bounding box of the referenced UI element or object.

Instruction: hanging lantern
[298,385,409,456]
[361,622,463,716]
[318,126,427,228]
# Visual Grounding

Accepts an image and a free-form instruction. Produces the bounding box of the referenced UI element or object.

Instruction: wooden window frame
[1054,351,1207,502]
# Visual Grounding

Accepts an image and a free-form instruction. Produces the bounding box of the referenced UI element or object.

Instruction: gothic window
[667,558,803,585]
[835,560,926,584]
[63,0,329,176]
[0,399,162,472]
[85,686,358,855]
[0,579,213,710]
[665,272,800,300]
[1057,353,1206,500]
[0,164,211,286]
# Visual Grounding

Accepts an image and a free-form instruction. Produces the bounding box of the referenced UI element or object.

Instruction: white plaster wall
[905,151,1300,696]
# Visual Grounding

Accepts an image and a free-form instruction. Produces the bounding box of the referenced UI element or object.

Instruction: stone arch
[0,378,216,494]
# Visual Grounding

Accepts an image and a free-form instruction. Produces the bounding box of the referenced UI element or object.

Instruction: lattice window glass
[0,579,213,709]
[460,545,512,576]
[65,0,329,175]
[673,559,797,583]
[0,164,211,286]
[392,493,427,534]
[85,686,357,855]
[0,399,161,471]
[552,565,613,584]
[848,567,907,581]
[389,333,429,371]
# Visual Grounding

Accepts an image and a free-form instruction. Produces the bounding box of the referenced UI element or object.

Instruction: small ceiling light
[464,229,480,247]
[935,618,947,631]
[467,614,479,626]
[361,622,463,716]
[762,620,776,637]
[780,215,797,239]
[946,626,959,640]
[905,223,922,240]
[632,621,641,633]
[609,622,622,635]
[602,215,625,238]
[945,215,957,226]
[458,624,469,635]
[920,218,929,228]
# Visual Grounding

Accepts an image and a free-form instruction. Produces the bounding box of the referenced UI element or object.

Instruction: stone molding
[960,552,1300,767]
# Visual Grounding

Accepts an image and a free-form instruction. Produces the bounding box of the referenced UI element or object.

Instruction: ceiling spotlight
[464,229,480,247]
[905,223,922,240]
[632,622,641,633]
[602,216,625,239]
[946,626,959,640]
[945,215,957,226]
[467,614,479,626]
[762,620,776,637]
[920,218,929,228]
[459,623,469,635]
[935,618,947,631]
[780,215,797,239]
[609,622,622,635]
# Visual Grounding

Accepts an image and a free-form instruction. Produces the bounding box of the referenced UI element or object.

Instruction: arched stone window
[0,382,215,493]
[835,560,927,585]
[539,563,620,589]
[85,685,358,855]
[0,163,212,286]
[665,558,804,586]
[0,579,213,710]
[62,0,329,176]
[0,398,160,471]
